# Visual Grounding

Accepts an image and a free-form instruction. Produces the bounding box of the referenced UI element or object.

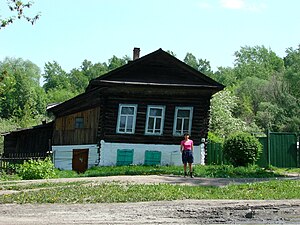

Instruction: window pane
[127,116,133,129]
[155,118,161,130]
[148,117,154,130]
[150,108,162,116]
[177,109,190,117]
[176,118,182,132]
[119,116,126,129]
[75,117,84,128]
[121,106,134,115]
[183,119,189,131]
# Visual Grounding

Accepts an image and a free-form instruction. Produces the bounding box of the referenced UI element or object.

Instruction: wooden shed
[3,122,53,157]
[48,48,224,171]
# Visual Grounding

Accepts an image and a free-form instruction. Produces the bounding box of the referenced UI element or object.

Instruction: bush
[223,132,262,167]
[17,157,57,180]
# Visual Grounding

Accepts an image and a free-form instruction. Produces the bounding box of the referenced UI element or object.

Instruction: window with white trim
[145,105,165,135]
[116,104,137,134]
[173,107,193,136]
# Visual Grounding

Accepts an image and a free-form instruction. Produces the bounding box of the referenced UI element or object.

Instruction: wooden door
[72,149,89,173]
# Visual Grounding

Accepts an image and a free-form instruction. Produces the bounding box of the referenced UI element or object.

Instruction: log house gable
[48,48,224,117]
[87,48,224,91]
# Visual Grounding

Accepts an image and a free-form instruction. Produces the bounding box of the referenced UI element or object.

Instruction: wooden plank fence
[0,152,49,171]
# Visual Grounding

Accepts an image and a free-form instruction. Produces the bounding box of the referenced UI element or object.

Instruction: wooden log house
[48,48,224,172]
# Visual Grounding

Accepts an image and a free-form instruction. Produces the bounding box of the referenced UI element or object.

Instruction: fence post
[267,130,271,167]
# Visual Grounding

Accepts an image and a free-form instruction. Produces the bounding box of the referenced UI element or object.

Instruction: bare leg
[188,163,192,172]
[189,163,193,178]
[183,163,188,177]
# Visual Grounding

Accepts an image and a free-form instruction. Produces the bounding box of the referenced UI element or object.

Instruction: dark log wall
[53,107,100,145]
[101,90,211,146]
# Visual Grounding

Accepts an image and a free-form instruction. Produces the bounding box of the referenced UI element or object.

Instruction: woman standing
[180,133,194,178]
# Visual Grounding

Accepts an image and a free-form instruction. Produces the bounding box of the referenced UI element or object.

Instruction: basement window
[144,151,161,166]
[75,117,84,129]
[116,149,134,166]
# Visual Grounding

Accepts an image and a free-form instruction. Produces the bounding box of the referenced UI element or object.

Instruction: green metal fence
[206,141,223,165]
[206,132,299,168]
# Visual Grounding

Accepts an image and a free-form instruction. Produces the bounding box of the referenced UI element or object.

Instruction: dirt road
[0,175,300,224]
[0,200,300,224]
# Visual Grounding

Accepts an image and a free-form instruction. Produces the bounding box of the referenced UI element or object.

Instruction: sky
[1,0,300,74]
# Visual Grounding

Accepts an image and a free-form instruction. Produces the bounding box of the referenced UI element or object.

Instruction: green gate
[206,141,223,165]
[268,132,298,168]
[207,132,299,168]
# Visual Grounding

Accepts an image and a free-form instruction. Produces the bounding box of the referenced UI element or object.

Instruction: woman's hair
[184,133,190,136]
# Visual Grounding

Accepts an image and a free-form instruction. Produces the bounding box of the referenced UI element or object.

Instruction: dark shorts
[182,150,194,164]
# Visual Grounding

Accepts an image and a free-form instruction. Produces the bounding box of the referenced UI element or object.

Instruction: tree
[283,45,300,99]
[68,60,108,93]
[0,57,46,119]
[108,55,129,71]
[43,61,70,92]
[184,53,213,76]
[233,45,284,81]
[184,53,198,70]
[213,66,236,87]
[209,90,257,138]
[0,0,40,30]
[166,50,177,57]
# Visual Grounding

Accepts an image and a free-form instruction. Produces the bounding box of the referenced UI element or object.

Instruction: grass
[55,164,283,179]
[0,164,298,204]
[0,181,89,191]
[0,180,299,204]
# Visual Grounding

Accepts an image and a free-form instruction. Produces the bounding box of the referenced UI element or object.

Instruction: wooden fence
[0,152,49,171]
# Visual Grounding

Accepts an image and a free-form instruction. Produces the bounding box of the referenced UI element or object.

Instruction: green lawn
[55,164,284,179]
[0,165,299,204]
[0,179,299,204]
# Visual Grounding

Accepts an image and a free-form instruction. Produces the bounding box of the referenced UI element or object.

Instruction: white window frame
[116,104,138,134]
[145,105,165,136]
[173,106,193,136]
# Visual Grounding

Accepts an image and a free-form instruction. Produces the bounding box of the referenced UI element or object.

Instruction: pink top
[181,140,193,150]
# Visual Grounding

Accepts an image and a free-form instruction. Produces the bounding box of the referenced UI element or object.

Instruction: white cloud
[219,0,267,12]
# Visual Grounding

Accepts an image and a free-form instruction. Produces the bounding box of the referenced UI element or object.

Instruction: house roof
[48,48,225,115]
[87,48,224,91]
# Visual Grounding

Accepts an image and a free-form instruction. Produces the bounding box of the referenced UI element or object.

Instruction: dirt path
[1,175,300,224]
[0,200,300,224]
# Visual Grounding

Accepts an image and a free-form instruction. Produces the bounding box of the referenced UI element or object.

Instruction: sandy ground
[0,175,300,224]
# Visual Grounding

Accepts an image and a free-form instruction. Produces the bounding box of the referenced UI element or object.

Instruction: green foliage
[0,57,47,119]
[0,171,20,181]
[223,132,262,167]
[209,90,256,138]
[284,45,300,99]
[0,0,40,30]
[207,132,224,144]
[17,157,57,180]
[0,180,299,204]
[53,164,280,179]
[203,164,277,178]
[184,52,214,76]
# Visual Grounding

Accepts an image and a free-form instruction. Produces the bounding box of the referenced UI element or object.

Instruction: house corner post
[200,138,206,165]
